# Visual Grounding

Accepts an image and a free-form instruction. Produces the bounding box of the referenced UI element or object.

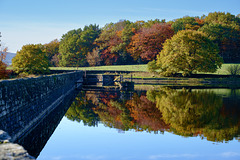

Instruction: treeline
[55,11,240,67]
[11,11,240,74]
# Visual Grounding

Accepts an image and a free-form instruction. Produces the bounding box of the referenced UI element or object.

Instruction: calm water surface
[37,86,240,160]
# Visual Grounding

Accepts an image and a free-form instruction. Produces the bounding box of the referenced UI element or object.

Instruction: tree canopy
[95,20,135,65]
[152,30,223,76]
[199,12,240,62]
[45,12,240,68]
[171,16,203,33]
[14,11,240,73]
[128,23,174,62]
[44,39,60,67]
[59,24,101,67]
[204,11,240,27]
[12,44,50,74]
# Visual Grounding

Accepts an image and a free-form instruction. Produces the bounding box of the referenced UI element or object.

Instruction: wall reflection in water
[14,91,78,158]
[6,87,240,158]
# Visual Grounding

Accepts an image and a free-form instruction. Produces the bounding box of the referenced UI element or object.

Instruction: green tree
[142,19,166,28]
[171,16,203,33]
[59,24,101,67]
[204,11,240,27]
[199,12,240,62]
[12,44,50,74]
[154,30,222,76]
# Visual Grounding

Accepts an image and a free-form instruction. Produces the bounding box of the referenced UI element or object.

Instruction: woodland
[1,11,240,76]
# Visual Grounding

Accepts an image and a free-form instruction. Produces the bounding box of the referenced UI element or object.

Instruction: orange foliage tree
[128,23,174,62]
[95,20,138,65]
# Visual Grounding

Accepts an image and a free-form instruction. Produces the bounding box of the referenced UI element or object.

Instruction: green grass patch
[50,63,239,76]
[50,64,148,72]
[197,63,237,75]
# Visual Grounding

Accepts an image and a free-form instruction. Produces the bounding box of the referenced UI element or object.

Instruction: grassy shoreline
[49,64,148,72]
[128,77,240,88]
[50,63,238,75]
[6,64,240,87]
[49,64,240,88]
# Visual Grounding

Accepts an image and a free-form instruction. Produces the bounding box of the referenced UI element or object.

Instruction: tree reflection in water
[65,87,240,142]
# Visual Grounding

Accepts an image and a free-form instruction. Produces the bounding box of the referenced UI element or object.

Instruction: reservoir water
[23,86,240,160]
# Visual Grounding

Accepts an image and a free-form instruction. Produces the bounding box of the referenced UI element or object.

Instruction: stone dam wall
[0,71,83,143]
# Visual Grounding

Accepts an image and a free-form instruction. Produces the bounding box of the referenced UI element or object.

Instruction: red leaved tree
[128,23,174,62]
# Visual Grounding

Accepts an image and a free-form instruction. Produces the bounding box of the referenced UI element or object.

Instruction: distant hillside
[3,52,16,65]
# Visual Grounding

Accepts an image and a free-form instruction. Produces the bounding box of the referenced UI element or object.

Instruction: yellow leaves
[12,44,50,74]
[154,30,222,76]
[116,30,122,37]
[131,27,136,33]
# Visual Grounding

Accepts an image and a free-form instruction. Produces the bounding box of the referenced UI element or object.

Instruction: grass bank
[50,64,148,72]
[5,64,240,87]
[50,63,240,87]
[50,63,238,76]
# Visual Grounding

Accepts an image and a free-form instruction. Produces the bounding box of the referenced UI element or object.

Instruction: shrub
[226,64,240,76]
[0,61,8,79]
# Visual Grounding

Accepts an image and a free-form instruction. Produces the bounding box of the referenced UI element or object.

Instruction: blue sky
[0,0,239,53]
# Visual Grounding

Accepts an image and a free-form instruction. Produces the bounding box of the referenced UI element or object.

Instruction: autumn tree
[153,30,223,76]
[199,12,240,62]
[44,39,60,66]
[86,48,101,66]
[128,23,174,62]
[171,16,204,33]
[59,24,101,67]
[116,22,141,64]
[0,46,8,79]
[95,22,123,65]
[142,19,166,28]
[12,44,50,74]
[96,20,135,65]
[204,11,240,27]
